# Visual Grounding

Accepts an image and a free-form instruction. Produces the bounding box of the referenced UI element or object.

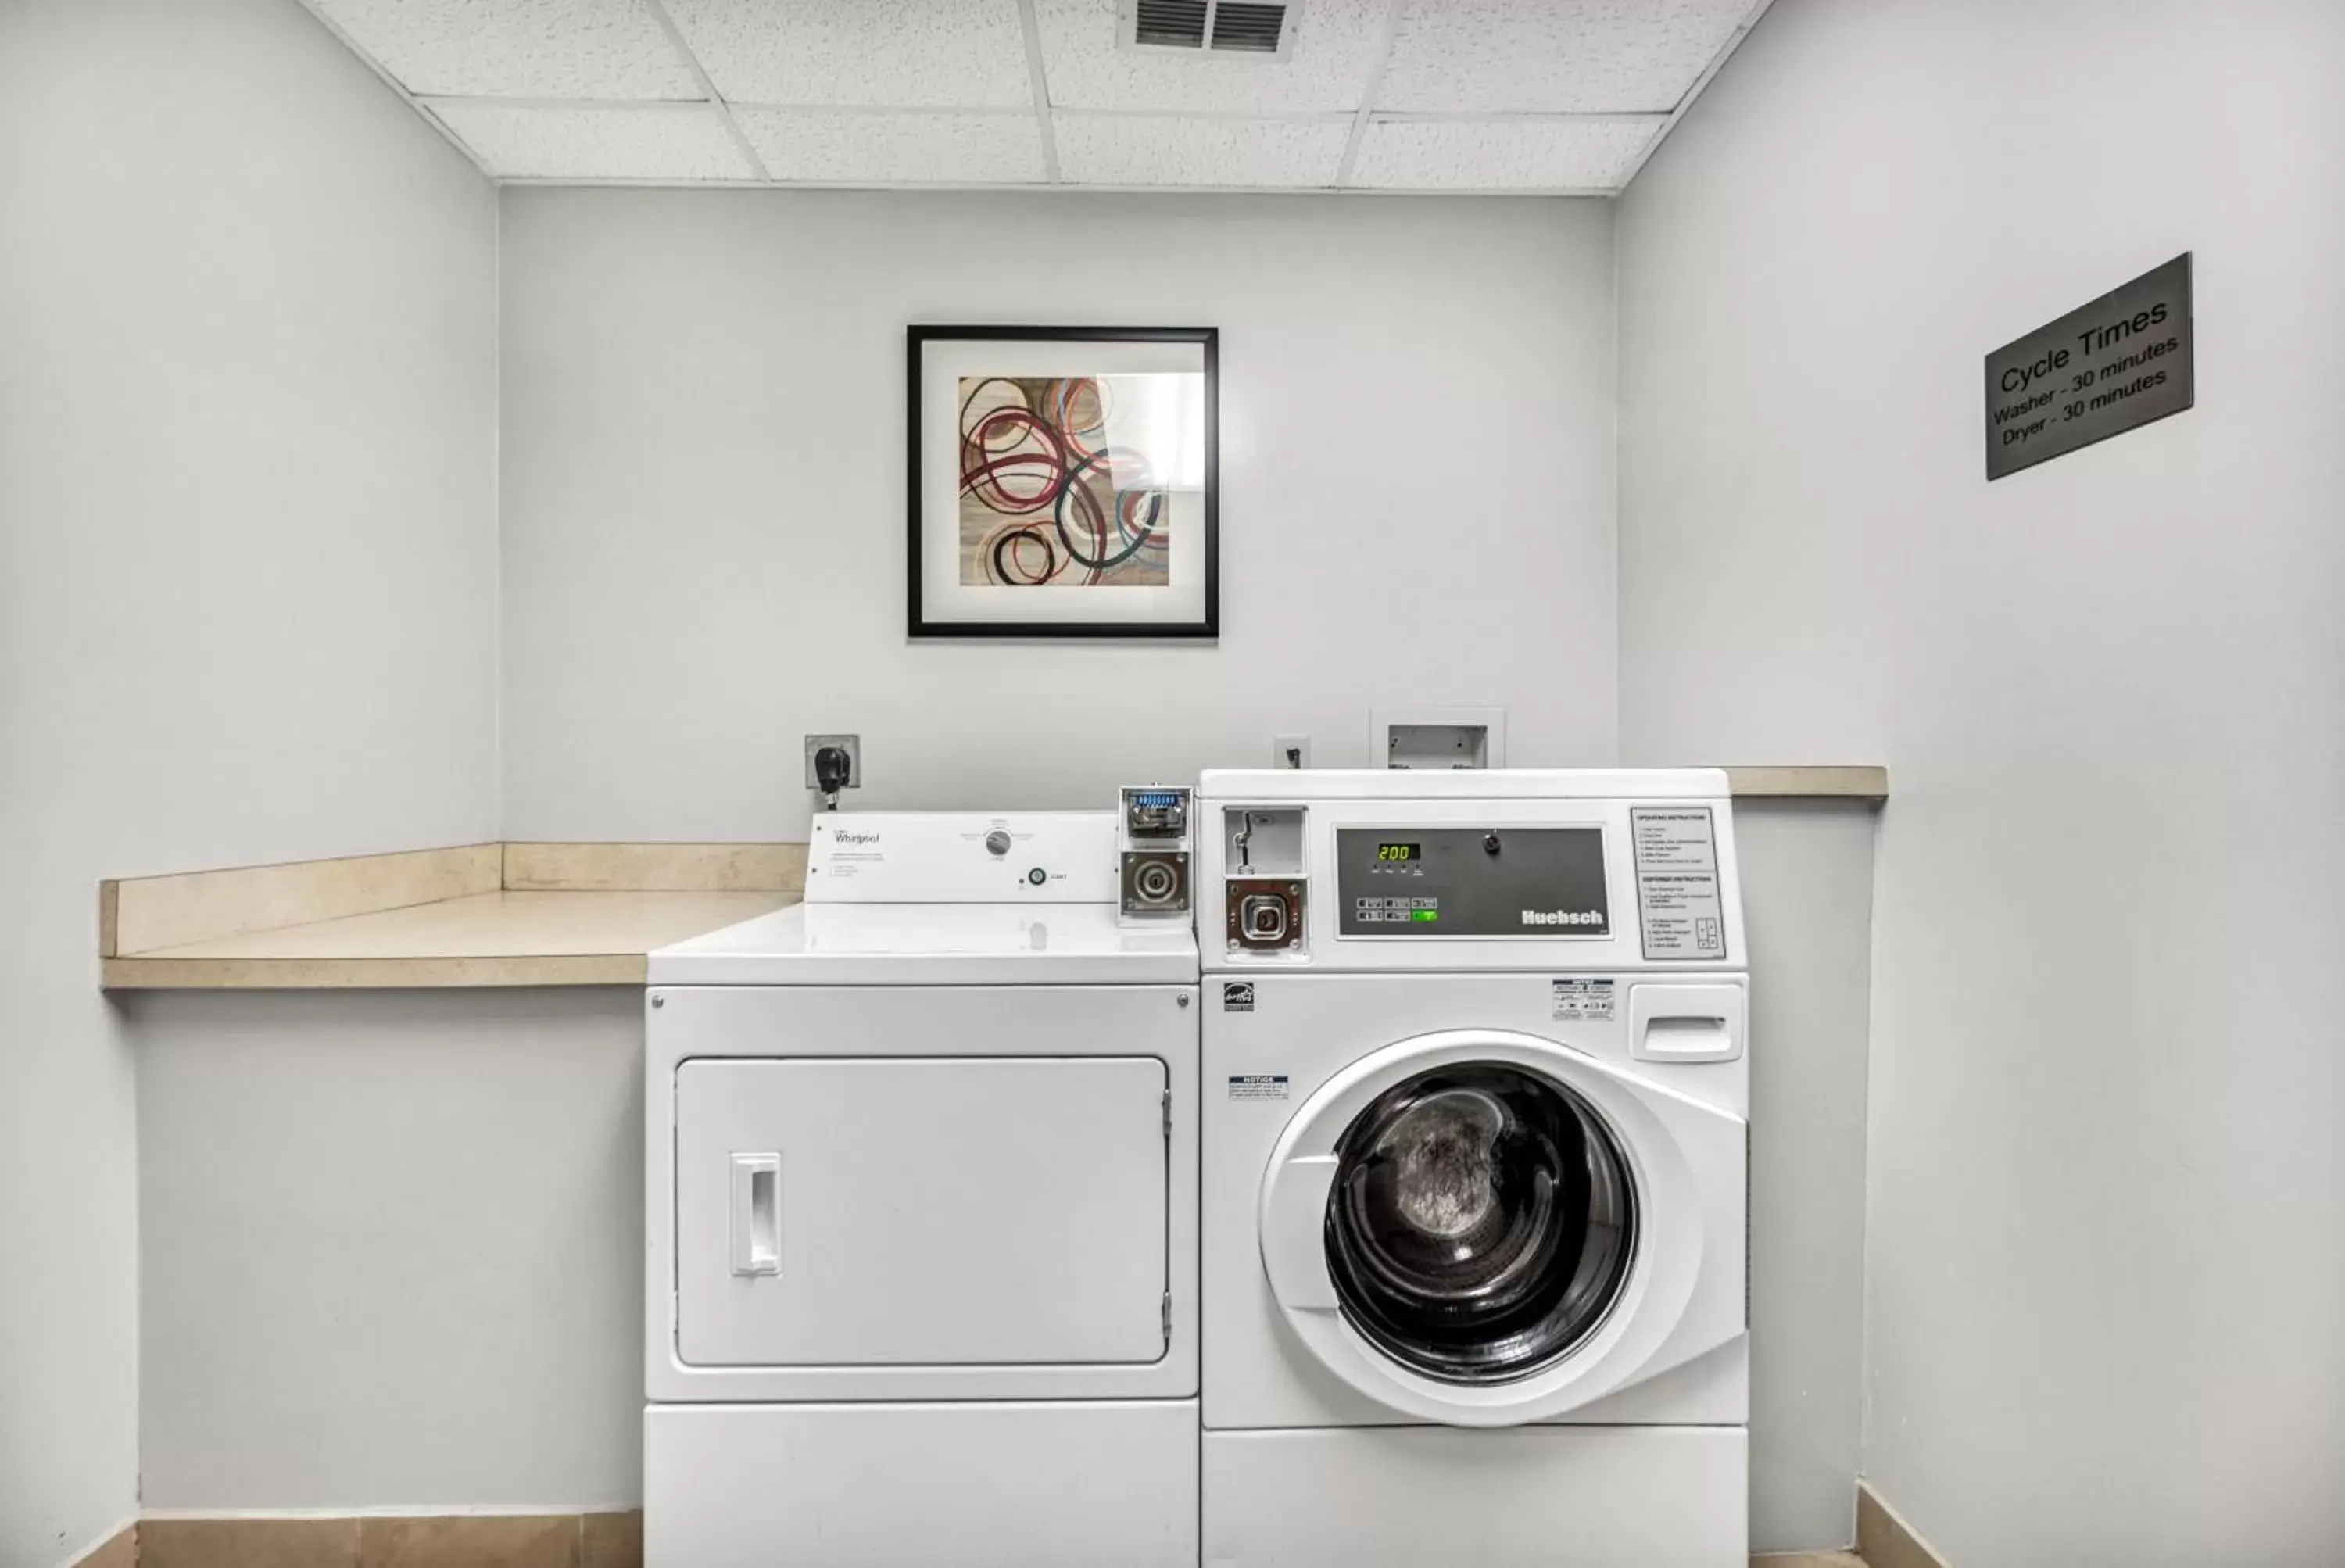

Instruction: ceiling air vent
[1133,0,1208,48]
[1121,0,1298,62]
[1210,2,1287,52]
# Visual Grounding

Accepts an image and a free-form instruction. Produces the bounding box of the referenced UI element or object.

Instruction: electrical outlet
[1273,733,1311,770]
[804,734,861,791]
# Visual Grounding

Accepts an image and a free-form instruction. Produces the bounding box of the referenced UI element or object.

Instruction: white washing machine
[644,811,1200,1567]
[1198,770,1751,1567]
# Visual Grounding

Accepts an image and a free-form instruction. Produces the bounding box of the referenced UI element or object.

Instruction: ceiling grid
[296,0,1775,195]
[642,0,774,179]
[1334,0,1405,188]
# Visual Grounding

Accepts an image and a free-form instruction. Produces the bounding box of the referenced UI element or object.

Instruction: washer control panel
[1335,827,1609,938]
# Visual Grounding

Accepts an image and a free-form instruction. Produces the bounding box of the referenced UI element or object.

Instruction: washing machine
[643,811,1200,1567]
[1198,769,1750,1567]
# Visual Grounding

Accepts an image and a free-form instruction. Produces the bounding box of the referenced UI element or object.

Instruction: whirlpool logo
[833,830,882,846]
[1520,909,1604,927]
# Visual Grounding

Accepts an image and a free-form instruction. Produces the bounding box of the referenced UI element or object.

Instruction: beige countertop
[102,889,791,990]
[100,843,802,991]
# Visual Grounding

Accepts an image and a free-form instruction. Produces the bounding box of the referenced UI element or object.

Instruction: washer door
[1258,1029,1745,1427]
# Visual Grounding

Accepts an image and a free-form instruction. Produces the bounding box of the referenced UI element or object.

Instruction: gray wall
[496,188,1622,840]
[1739,803,1873,1553]
[1619,1,2345,1561]
[134,991,644,1512]
[0,0,497,1560]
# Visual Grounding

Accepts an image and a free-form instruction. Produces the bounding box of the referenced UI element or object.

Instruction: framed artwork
[908,325,1219,638]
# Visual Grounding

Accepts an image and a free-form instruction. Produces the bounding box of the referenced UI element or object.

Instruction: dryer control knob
[985,829,1012,857]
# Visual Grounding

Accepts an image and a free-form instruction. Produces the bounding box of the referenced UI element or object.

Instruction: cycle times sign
[1985,252,2193,480]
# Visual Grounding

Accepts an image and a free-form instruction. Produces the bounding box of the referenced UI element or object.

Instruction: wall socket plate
[1273,733,1311,769]
[804,733,861,791]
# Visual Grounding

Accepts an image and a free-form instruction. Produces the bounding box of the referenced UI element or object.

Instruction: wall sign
[1984,253,2193,480]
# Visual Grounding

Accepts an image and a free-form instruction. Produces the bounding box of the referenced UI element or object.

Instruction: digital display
[1337,827,1611,939]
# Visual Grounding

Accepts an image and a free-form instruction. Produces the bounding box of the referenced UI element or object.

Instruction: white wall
[1619,2,2345,1561]
[496,189,1619,839]
[1738,803,1873,1553]
[132,991,643,1512]
[0,0,498,1559]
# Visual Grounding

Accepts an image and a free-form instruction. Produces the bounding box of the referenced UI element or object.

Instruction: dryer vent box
[1372,707,1505,770]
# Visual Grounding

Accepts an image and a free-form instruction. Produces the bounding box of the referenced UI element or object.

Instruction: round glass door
[1323,1063,1636,1384]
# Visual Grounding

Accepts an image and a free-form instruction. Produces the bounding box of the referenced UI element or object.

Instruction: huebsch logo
[1520,909,1604,927]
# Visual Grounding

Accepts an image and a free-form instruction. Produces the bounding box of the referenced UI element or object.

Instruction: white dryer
[644,811,1199,1567]
[1198,770,1750,1566]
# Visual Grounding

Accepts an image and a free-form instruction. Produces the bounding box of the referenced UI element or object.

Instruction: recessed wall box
[1370,707,1506,770]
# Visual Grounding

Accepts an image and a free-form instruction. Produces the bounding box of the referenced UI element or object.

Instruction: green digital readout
[1412,909,1439,922]
[1377,843,1420,862]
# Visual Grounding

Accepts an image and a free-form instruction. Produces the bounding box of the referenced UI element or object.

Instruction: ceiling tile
[664,0,1033,109]
[1034,0,1387,114]
[1375,0,1752,113]
[1055,114,1350,187]
[736,109,1047,184]
[431,104,757,180]
[310,0,700,99]
[1347,117,1661,191]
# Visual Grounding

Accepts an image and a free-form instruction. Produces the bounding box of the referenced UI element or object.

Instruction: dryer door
[677,1055,1169,1367]
[1258,1029,1743,1427]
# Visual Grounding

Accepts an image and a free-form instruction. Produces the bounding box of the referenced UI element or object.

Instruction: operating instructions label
[1631,806,1727,961]
[1551,978,1616,1021]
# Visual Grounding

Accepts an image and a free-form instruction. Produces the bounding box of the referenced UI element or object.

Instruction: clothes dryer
[646,811,1199,1567]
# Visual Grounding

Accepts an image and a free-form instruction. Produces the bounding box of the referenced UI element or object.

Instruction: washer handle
[1261,1154,1340,1310]
[1628,983,1744,1064]
[729,1152,781,1276]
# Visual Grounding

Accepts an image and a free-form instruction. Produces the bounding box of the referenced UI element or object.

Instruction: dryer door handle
[1261,1155,1340,1310]
[729,1152,781,1277]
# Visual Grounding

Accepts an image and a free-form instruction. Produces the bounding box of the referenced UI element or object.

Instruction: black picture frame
[907,324,1219,639]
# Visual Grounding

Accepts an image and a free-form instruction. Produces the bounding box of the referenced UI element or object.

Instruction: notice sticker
[1631,806,1727,961]
[1551,978,1616,1022]
[1227,1075,1289,1101]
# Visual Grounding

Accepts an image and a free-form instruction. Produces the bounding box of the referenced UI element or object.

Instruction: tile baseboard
[109,1513,1872,1567]
[1858,1480,1953,1568]
[66,1524,135,1568]
[92,1513,642,1568]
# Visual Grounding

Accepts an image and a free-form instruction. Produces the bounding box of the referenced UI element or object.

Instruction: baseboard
[1857,1481,1953,1568]
[61,1520,134,1568]
[95,1507,1881,1568]
[75,1512,642,1567]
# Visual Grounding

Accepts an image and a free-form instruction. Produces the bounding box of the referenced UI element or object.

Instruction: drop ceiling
[300,0,1774,194]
